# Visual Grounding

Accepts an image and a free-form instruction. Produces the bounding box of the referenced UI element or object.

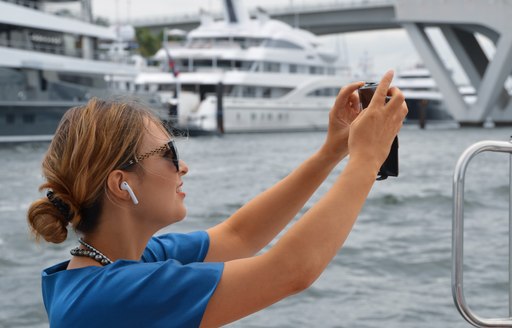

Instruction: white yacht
[393,65,479,123]
[0,0,163,142]
[136,0,351,135]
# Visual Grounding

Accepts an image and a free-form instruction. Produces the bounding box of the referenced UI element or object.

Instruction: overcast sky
[89,0,463,80]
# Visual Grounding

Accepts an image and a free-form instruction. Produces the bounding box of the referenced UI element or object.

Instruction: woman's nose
[179,159,188,175]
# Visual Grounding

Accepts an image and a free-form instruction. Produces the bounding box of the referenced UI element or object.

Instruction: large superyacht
[0,0,162,142]
[135,0,352,134]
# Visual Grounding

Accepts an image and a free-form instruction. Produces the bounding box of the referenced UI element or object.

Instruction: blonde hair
[27,97,166,243]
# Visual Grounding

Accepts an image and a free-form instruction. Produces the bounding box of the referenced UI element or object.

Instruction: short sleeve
[141,231,210,264]
[44,259,224,328]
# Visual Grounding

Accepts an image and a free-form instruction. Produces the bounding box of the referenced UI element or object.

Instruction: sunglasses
[120,140,179,172]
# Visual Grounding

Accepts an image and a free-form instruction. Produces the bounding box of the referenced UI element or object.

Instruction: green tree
[94,16,110,27]
[135,28,161,58]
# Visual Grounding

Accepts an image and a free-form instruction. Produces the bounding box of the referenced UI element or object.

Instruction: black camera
[358,82,399,181]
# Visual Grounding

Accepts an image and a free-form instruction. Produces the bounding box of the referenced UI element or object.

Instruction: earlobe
[120,181,139,205]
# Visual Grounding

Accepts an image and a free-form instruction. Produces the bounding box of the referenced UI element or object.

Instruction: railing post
[509,136,512,317]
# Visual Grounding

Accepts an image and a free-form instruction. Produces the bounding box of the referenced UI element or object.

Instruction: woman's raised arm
[205,81,365,262]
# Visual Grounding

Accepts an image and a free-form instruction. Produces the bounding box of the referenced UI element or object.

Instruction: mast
[222,0,250,24]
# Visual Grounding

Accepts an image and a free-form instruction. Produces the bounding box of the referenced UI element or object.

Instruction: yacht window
[246,38,264,48]
[262,62,280,72]
[217,60,231,69]
[230,86,291,98]
[307,87,339,97]
[264,39,303,50]
[242,87,256,97]
[233,61,243,70]
[22,114,35,124]
[289,64,297,73]
[297,65,308,74]
[194,60,213,68]
[58,74,94,87]
[6,113,15,124]
[241,61,252,71]
[158,84,175,91]
[187,37,264,49]
[187,38,213,48]
[271,88,290,98]
[233,37,265,49]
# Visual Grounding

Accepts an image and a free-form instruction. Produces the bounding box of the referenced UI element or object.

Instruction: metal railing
[452,139,512,327]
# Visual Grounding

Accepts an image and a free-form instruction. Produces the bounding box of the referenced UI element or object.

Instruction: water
[1,126,511,327]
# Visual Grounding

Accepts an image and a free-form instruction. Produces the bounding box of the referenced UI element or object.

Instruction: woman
[28,70,407,327]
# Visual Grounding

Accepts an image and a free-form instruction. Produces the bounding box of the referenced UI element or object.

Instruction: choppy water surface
[1,126,511,327]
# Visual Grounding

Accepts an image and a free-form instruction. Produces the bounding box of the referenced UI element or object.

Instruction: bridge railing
[125,0,396,27]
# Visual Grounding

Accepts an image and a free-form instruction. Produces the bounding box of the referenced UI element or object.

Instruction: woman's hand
[320,81,365,162]
[348,70,408,172]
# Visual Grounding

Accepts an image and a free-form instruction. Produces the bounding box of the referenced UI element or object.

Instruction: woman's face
[133,120,188,227]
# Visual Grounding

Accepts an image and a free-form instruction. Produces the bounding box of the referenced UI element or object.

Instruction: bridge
[129,0,512,126]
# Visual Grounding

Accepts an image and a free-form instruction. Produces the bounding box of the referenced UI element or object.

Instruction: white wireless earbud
[120,181,139,205]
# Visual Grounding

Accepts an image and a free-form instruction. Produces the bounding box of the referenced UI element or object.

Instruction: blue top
[41,231,224,328]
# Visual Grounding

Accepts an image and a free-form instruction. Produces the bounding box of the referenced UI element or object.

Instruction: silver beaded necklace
[70,238,113,266]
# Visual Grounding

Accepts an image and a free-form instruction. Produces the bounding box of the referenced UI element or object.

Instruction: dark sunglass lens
[168,141,179,171]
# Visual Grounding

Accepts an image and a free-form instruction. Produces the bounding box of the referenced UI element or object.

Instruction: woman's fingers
[385,87,405,111]
[369,70,394,109]
[385,87,408,126]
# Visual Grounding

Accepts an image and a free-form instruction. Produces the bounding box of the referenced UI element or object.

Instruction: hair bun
[27,198,69,244]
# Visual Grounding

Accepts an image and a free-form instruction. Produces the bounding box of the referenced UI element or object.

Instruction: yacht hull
[404,98,454,123]
[0,101,80,141]
[173,95,330,135]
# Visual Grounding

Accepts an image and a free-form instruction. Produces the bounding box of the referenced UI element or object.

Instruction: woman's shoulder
[143,230,211,263]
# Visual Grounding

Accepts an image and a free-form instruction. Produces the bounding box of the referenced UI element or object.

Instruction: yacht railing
[452,139,512,327]
[0,38,137,64]
[0,0,90,22]
[1,0,41,10]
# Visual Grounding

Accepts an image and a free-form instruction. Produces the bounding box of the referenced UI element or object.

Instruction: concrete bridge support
[396,0,512,125]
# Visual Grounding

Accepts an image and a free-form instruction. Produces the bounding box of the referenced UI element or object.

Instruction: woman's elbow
[285,256,322,294]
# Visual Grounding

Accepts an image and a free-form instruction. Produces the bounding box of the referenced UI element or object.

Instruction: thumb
[334,81,365,108]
